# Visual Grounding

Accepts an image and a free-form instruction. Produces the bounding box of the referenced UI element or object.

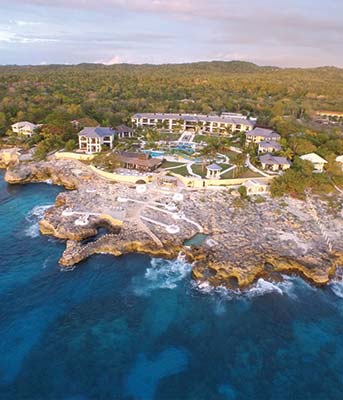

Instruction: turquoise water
[143,150,165,158]
[184,233,208,247]
[0,170,343,399]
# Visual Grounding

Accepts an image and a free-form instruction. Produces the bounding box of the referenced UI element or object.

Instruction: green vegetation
[191,164,207,178]
[0,61,342,196]
[160,160,186,169]
[270,157,333,198]
[169,165,189,176]
[220,167,261,179]
[238,185,248,199]
[1,62,342,138]
[92,152,120,172]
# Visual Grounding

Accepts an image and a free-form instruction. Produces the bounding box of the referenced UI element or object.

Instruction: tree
[238,185,248,199]
[231,153,246,176]
[270,157,332,198]
[0,112,6,134]
[289,137,317,155]
[65,139,76,152]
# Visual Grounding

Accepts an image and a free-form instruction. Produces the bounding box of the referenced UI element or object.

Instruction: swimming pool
[143,150,165,158]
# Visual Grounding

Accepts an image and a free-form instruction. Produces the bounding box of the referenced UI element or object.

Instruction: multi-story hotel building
[131,113,255,134]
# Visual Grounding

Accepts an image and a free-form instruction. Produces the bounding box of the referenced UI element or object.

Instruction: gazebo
[206,163,222,179]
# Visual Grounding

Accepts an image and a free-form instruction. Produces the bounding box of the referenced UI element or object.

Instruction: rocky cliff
[5,157,343,290]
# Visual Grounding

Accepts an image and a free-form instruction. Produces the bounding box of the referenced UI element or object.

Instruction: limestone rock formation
[5,156,343,290]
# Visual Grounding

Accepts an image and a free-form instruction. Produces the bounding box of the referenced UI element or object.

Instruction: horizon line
[0,60,342,69]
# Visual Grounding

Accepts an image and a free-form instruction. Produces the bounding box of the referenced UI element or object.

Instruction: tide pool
[0,171,342,399]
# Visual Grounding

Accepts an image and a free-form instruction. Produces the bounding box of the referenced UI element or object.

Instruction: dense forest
[0,61,342,132]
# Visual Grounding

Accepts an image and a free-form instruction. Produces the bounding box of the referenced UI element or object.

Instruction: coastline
[4,156,343,290]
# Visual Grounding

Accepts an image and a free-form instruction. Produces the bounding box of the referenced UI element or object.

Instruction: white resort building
[245,128,281,144]
[78,127,117,153]
[300,153,328,173]
[78,125,135,153]
[11,121,39,137]
[259,154,291,172]
[258,141,282,154]
[243,179,269,195]
[114,125,134,139]
[336,155,343,171]
[131,113,255,134]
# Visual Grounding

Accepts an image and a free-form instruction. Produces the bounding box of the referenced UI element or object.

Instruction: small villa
[243,179,269,195]
[116,151,162,172]
[78,127,117,153]
[114,125,134,139]
[336,155,343,171]
[300,153,328,173]
[245,128,281,144]
[258,141,281,154]
[11,121,39,137]
[259,154,291,172]
[206,163,222,179]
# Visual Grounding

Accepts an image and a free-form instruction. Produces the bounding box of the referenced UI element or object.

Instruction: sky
[0,0,342,67]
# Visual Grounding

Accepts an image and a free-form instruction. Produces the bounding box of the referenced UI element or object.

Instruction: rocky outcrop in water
[5,159,95,189]
[0,148,20,169]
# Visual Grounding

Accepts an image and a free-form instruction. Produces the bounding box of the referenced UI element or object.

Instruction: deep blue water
[0,170,342,400]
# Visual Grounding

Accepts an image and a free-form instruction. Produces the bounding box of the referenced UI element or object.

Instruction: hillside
[0,61,342,134]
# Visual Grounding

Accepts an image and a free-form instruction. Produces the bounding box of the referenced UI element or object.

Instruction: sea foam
[331,281,343,299]
[25,204,53,238]
[195,276,298,301]
[133,253,192,295]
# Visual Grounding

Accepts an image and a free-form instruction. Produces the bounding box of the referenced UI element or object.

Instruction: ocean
[0,171,342,400]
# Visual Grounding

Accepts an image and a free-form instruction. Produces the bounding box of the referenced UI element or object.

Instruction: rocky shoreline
[5,158,343,289]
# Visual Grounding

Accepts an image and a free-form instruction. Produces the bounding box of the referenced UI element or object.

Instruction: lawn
[169,165,190,176]
[190,164,207,178]
[217,163,231,169]
[224,150,242,159]
[190,163,231,177]
[161,160,187,169]
[221,167,263,179]
[158,132,181,141]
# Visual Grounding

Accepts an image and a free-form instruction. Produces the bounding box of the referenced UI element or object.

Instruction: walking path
[219,165,236,176]
[217,153,230,164]
[137,219,163,247]
[120,197,204,233]
[245,154,270,177]
[187,163,201,178]
[140,216,180,234]
[163,163,188,171]
[328,176,343,194]
[229,146,243,154]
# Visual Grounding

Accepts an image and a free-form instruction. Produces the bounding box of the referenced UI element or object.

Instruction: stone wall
[55,152,95,161]
[90,165,152,184]
[169,172,274,188]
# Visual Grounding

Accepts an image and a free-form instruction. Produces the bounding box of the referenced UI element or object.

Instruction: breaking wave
[24,204,53,238]
[133,253,192,295]
[194,276,299,301]
[330,281,343,299]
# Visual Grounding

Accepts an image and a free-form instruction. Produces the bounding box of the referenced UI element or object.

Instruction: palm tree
[231,153,246,177]
[195,121,204,133]
[224,125,233,136]
[280,148,294,160]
